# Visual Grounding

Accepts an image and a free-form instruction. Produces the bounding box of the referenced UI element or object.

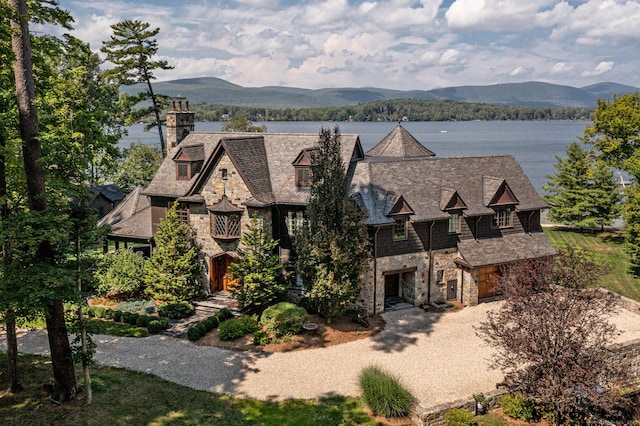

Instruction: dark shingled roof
[145,131,362,206]
[98,186,152,240]
[350,155,548,225]
[366,124,436,158]
[456,233,557,268]
[91,184,125,203]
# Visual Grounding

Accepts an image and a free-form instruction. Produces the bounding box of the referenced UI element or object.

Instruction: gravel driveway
[3,302,640,408]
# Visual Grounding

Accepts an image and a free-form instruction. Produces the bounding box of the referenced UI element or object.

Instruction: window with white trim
[287,210,305,236]
[393,218,407,240]
[448,213,461,234]
[492,208,513,228]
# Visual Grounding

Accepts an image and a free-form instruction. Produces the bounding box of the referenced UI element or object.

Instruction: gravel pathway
[3,303,640,408]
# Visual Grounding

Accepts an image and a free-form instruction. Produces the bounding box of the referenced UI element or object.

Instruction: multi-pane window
[210,213,241,238]
[296,167,312,187]
[492,208,512,228]
[176,204,189,224]
[448,213,460,234]
[176,163,189,180]
[287,210,305,236]
[393,218,407,240]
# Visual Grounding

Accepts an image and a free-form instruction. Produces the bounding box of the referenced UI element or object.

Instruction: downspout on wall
[427,220,435,304]
[373,227,379,315]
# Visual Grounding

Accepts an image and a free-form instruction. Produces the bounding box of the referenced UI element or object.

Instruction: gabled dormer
[173,144,205,180]
[440,188,468,234]
[387,195,415,240]
[292,149,317,187]
[483,177,519,229]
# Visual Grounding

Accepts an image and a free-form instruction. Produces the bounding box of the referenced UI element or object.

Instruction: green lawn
[0,352,398,426]
[543,227,640,301]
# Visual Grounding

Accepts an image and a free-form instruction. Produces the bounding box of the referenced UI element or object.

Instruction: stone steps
[163,292,242,339]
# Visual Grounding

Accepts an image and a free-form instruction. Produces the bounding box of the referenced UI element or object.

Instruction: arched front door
[210,253,237,293]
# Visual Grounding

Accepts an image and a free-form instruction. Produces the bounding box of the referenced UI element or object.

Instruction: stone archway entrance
[210,253,237,293]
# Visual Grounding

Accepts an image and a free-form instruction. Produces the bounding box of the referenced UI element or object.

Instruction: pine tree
[543,142,620,230]
[101,20,173,154]
[144,203,202,302]
[229,215,287,311]
[295,126,370,323]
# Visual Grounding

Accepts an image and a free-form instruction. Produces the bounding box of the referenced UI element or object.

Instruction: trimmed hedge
[186,310,235,341]
[158,301,195,319]
[218,315,258,341]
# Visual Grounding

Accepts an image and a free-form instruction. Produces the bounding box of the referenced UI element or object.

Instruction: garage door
[478,266,500,299]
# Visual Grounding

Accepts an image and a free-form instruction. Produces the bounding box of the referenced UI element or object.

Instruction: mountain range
[124,78,639,109]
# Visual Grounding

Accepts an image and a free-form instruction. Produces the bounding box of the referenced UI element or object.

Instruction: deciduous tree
[108,141,162,192]
[478,249,629,425]
[101,20,173,155]
[221,114,266,132]
[295,126,370,323]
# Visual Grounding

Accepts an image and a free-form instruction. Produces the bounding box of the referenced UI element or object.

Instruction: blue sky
[43,0,640,90]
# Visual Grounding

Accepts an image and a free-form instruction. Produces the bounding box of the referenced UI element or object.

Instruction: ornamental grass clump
[358,365,413,418]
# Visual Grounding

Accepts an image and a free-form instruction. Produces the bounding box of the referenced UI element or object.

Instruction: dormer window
[492,208,513,229]
[448,213,461,234]
[393,218,408,240]
[173,144,205,181]
[208,194,243,240]
[292,149,316,188]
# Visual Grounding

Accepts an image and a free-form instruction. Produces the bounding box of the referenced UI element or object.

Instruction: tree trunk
[0,111,21,393]
[5,310,22,393]
[44,300,77,402]
[146,79,165,155]
[10,0,77,401]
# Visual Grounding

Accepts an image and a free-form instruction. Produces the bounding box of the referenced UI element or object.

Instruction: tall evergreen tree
[144,203,202,302]
[101,20,173,154]
[229,215,287,311]
[295,126,370,323]
[543,142,621,230]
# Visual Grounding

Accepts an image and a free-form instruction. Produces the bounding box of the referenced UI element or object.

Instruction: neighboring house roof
[350,155,548,225]
[366,124,436,158]
[98,186,152,240]
[456,233,557,268]
[144,131,363,206]
[90,183,125,203]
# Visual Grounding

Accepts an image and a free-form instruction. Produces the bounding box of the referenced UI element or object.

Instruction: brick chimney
[166,99,195,148]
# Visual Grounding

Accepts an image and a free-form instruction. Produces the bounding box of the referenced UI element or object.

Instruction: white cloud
[582,61,615,77]
[445,0,556,31]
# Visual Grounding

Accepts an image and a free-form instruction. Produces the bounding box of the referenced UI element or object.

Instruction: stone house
[101,103,556,314]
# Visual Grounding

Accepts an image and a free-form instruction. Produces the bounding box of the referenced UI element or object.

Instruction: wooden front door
[210,254,237,292]
[446,279,457,300]
[384,274,400,299]
[478,266,500,299]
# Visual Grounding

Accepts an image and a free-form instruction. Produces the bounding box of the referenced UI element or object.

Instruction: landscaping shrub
[103,309,115,320]
[217,307,233,321]
[158,301,195,319]
[93,307,107,318]
[253,329,269,346]
[113,310,123,322]
[260,302,307,337]
[135,315,150,328]
[218,315,258,341]
[500,393,537,422]
[116,299,154,314]
[125,313,140,326]
[86,306,96,317]
[297,297,317,314]
[147,320,165,334]
[157,317,170,329]
[444,408,477,426]
[204,316,219,331]
[187,325,202,341]
[358,365,413,418]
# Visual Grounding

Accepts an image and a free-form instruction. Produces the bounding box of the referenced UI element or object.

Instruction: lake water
[122,120,592,194]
